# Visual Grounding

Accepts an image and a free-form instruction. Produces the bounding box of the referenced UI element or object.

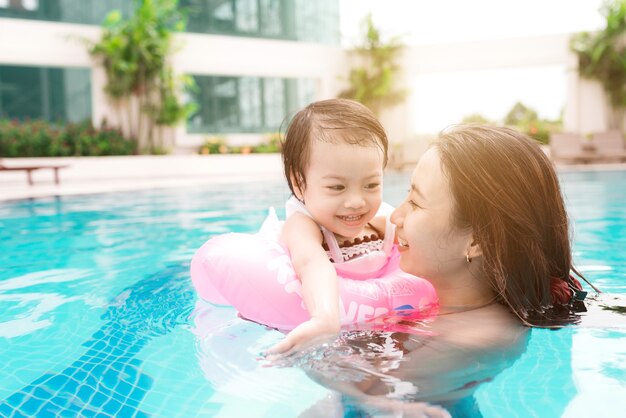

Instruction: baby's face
[298,139,384,240]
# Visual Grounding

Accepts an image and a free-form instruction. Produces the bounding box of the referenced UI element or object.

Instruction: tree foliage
[504,102,539,126]
[461,102,562,145]
[570,0,626,128]
[89,0,195,153]
[339,14,407,116]
[504,102,561,145]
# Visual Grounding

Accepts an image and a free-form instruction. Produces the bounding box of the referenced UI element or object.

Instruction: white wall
[383,33,619,148]
[0,18,98,68]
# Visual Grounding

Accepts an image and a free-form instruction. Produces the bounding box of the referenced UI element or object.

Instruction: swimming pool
[0,170,624,417]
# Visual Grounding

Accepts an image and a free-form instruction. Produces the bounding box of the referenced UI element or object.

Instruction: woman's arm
[267,213,341,354]
[298,390,452,418]
[303,308,528,403]
[366,307,528,400]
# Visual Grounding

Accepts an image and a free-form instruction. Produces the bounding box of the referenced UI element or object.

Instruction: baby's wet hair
[281,98,388,197]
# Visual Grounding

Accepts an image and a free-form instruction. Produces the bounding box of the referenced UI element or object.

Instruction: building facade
[1,0,618,156]
[0,0,348,152]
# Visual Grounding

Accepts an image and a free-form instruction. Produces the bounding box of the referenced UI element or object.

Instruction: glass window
[188,74,314,133]
[295,0,340,44]
[263,78,285,128]
[22,0,39,11]
[239,77,262,128]
[0,0,340,44]
[296,78,316,109]
[0,0,133,25]
[183,0,210,33]
[235,0,259,33]
[182,0,338,44]
[259,0,282,37]
[215,78,239,127]
[0,65,91,123]
[62,68,92,123]
[212,0,236,32]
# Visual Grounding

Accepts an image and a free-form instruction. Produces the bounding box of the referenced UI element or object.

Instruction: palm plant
[339,14,407,116]
[570,0,626,129]
[89,0,195,153]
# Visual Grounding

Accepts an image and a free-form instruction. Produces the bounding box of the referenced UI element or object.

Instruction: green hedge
[198,133,282,155]
[0,119,136,157]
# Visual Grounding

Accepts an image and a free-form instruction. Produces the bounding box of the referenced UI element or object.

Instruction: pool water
[0,170,625,417]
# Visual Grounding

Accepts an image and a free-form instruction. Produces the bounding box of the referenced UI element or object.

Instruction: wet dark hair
[281,98,388,197]
[436,125,592,326]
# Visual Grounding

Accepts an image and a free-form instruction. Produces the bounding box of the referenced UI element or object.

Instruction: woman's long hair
[436,125,593,325]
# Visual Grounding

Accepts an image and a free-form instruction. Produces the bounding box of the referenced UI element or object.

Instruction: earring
[466,253,472,263]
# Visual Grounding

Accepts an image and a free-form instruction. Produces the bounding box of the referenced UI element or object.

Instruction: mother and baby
[192,98,595,416]
[267,98,590,350]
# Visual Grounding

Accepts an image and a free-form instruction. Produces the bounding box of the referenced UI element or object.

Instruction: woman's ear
[467,239,482,260]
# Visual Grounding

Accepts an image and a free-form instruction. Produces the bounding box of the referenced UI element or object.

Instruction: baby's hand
[266,316,340,355]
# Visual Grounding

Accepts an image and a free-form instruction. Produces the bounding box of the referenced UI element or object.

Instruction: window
[188,75,314,133]
[0,65,91,123]
[182,0,339,44]
[0,0,133,25]
[0,0,340,44]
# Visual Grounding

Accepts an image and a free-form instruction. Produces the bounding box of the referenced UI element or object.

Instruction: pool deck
[0,155,284,202]
[1,155,625,202]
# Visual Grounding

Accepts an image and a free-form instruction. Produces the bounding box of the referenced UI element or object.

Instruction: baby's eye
[328,185,345,191]
[365,183,381,189]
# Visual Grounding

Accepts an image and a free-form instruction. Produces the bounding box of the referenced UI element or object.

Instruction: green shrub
[198,133,282,155]
[0,119,136,157]
[502,102,561,145]
[198,136,227,154]
[252,132,282,153]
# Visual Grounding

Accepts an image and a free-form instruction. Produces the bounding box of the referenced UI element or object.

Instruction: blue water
[0,170,625,417]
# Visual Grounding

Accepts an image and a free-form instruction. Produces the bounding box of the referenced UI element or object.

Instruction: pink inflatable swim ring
[191,208,439,330]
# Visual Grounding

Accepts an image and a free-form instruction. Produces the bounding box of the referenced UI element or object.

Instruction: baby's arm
[369,215,387,238]
[370,202,398,244]
[267,212,340,354]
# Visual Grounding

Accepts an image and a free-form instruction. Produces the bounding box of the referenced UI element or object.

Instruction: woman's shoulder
[437,303,527,351]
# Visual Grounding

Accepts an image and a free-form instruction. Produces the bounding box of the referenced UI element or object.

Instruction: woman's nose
[391,205,403,226]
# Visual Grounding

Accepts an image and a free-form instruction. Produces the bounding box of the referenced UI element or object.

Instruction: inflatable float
[191,207,438,330]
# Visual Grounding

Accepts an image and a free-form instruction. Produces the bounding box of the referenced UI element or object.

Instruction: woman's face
[391,148,473,282]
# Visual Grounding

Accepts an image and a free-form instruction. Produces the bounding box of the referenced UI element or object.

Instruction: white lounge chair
[591,131,626,162]
[550,133,602,164]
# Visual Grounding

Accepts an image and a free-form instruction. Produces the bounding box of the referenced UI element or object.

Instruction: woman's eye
[408,199,422,209]
[406,190,422,208]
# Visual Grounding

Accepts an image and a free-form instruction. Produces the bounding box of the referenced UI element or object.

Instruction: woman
[393,124,592,324]
[298,125,595,417]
